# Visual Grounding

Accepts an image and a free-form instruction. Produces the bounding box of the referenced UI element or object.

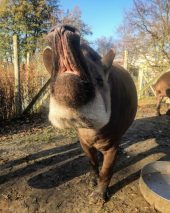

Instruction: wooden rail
[22,78,50,115]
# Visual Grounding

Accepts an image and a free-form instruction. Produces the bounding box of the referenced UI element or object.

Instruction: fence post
[138,66,144,98]
[26,51,30,66]
[13,34,21,115]
[123,49,128,70]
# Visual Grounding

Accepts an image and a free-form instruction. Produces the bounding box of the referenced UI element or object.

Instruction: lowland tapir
[153,71,170,116]
[43,25,137,202]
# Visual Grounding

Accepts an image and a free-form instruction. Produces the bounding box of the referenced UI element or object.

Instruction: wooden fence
[10,40,169,119]
[11,34,50,117]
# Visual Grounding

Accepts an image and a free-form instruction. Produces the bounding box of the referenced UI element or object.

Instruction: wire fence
[0,59,49,121]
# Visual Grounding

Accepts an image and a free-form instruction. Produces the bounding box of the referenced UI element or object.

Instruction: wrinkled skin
[43,25,137,203]
[153,71,170,116]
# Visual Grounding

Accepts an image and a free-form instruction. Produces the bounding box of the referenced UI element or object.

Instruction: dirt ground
[0,101,170,213]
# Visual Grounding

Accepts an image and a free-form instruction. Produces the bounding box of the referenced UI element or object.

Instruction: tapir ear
[102,49,115,71]
[43,47,53,74]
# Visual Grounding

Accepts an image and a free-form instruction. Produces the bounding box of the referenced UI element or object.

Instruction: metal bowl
[139,161,170,213]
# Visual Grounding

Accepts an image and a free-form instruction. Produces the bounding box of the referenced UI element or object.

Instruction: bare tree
[95,36,114,56]
[60,6,92,37]
[118,0,170,71]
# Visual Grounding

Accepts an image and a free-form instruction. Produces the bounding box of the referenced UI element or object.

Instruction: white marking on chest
[49,90,111,130]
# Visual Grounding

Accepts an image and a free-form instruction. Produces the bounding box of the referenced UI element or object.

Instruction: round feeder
[139,161,170,213]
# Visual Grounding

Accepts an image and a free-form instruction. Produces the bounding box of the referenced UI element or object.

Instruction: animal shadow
[0,115,169,195]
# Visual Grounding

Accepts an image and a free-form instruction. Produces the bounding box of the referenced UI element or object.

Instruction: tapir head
[43,25,115,129]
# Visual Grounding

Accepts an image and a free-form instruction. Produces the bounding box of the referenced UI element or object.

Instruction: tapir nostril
[64,25,76,32]
[50,24,80,36]
[61,25,80,35]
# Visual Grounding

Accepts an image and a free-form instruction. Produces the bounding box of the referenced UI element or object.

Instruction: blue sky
[61,0,134,41]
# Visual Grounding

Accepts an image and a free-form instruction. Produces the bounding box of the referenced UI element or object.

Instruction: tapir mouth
[49,25,88,79]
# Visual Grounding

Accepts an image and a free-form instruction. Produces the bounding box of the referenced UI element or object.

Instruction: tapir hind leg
[156,96,163,116]
[166,89,170,115]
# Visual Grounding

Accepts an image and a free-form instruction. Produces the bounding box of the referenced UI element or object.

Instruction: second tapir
[153,71,170,116]
[43,25,137,202]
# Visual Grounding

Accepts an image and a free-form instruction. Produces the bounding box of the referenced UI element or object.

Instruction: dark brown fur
[78,64,137,200]
[54,74,95,108]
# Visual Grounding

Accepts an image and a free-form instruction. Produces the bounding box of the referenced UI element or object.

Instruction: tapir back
[99,63,137,142]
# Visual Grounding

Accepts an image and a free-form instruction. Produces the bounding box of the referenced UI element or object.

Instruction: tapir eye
[96,76,103,87]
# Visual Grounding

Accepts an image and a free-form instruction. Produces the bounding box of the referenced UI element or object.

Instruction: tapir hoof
[89,188,110,204]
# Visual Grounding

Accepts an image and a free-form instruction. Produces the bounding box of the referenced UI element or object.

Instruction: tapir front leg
[92,147,117,202]
[79,137,99,186]
[78,129,100,186]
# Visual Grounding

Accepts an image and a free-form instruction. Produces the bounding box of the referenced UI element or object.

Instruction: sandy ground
[0,102,169,213]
